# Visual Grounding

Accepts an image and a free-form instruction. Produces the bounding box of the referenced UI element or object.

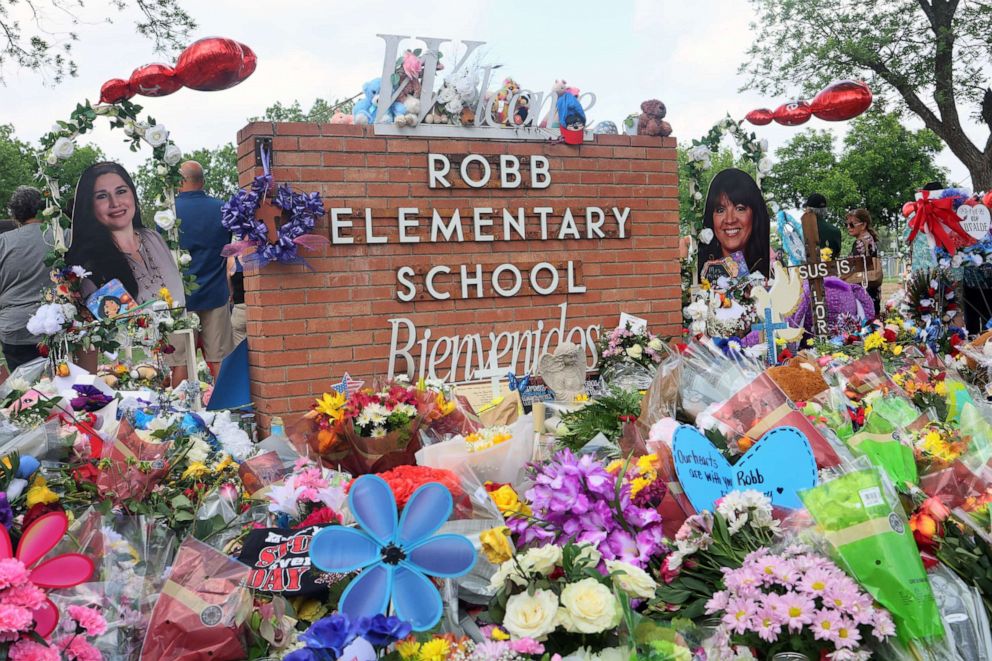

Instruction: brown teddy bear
[637,99,673,137]
[766,357,829,403]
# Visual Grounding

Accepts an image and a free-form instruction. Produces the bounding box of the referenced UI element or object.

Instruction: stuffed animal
[394,96,420,127]
[329,111,353,124]
[352,78,407,125]
[554,79,586,144]
[637,99,673,137]
[766,357,829,403]
[489,78,520,125]
[513,94,530,125]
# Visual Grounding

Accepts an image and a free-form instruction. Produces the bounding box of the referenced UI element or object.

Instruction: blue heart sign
[672,425,817,512]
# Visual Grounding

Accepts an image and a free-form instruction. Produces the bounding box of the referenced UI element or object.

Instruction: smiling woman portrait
[696,168,771,282]
[66,161,189,381]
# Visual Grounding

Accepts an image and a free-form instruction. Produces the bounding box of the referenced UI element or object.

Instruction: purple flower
[70,384,113,412]
[0,494,13,529]
[298,613,355,657]
[353,614,411,647]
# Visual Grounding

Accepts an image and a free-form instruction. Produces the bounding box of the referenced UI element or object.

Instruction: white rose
[758,138,769,153]
[123,122,136,137]
[46,152,58,166]
[693,191,703,201]
[489,560,527,590]
[163,144,182,166]
[518,544,562,575]
[178,252,192,266]
[188,312,200,328]
[186,438,211,464]
[648,337,664,352]
[558,578,622,634]
[574,544,602,568]
[50,124,62,135]
[626,344,643,359]
[161,317,175,329]
[605,560,658,599]
[156,165,168,176]
[699,228,714,244]
[502,588,559,640]
[154,209,176,231]
[143,124,169,147]
[758,157,772,174]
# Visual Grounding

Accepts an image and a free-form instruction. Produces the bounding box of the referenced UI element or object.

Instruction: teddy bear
[329,111,353,124]
[489,78,520,125]
[352,78,407,125]
[766,356,829,403]
[637,99,673,137]
[394,96,420,128]
[513,94,529,125]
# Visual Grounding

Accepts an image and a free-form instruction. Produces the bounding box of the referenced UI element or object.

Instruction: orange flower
[738,436,754,452]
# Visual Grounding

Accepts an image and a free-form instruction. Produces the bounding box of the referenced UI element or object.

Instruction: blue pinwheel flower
[309,474,477,631]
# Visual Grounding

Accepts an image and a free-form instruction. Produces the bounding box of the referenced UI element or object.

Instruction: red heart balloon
[811,80,872,121]
[129,63,183,97]
[175,37,247,91]
[745,108,774,126]
[773,100,812,126]
[237,42,257,82]
[902,201,916,218]
[99,78,133,104]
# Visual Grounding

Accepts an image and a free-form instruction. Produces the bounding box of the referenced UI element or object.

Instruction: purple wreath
[221,173,328,270]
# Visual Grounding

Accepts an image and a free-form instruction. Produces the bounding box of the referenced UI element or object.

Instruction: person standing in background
[0,187,52,370]
[176,161,234,377]
[803,193,842,258]
[228,254,247,346]
[843,208,884,316]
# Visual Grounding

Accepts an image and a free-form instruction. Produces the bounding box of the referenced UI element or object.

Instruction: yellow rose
[605,559,658,599]
[25,476,59,508]
[502,588,559,640]
[558,578,622,634]
[488,485,531,517]
[480,527,514,565]
[518,544,562,575]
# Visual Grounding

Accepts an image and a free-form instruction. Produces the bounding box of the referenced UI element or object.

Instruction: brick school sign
[235,123,681,428]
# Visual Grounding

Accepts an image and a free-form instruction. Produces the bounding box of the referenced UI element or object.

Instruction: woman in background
[842,208,883,317]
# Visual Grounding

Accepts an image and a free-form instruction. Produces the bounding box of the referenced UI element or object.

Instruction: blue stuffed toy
[353,78,407,124]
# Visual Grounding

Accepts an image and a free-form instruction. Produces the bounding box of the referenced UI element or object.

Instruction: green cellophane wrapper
[800,468,944,644]
[944,379,975,425]
[845,401,919,488]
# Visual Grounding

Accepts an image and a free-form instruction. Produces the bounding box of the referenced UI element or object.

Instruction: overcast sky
[0,0,982,188]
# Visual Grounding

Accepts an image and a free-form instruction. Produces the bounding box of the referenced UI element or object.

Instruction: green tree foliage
[0,124,102,218]
[677,146,758,234]
[0,0,195,83]
[763,110,946,230]
[132,143,238,221]
[249,97,358,123]
[741,0,992,189]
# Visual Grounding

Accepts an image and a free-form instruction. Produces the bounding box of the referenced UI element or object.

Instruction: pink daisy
[753,606,783,643]
[833,617,862,649]
[770,592,815,632]
[722,596,758,635]
[812,608,841,642]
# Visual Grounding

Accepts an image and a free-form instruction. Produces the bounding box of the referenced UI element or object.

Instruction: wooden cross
[786,211,868,337]
[752,306,788,365]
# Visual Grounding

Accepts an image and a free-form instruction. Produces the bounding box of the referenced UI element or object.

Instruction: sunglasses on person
[846,219,864,229]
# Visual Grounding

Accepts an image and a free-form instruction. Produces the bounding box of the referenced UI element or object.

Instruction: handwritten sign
[672,425,817,512]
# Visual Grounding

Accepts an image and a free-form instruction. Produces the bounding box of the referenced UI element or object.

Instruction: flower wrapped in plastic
[411,378,481,445]
[799,466,944,644]
[415,416,534,486]
[677,338,762,424]
[96,417,172,504]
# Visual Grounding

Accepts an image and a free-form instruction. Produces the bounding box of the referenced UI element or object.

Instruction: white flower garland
[35,99,193,288]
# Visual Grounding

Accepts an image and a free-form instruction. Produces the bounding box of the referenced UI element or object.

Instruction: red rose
[72,463,99,485]
[883,329,897,342]
[38,344,49,357]
[23,502,63,529]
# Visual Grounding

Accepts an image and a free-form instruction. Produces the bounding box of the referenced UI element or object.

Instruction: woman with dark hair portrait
[696,168,771,281]
[66,162,189,382]
[99,296,122,319]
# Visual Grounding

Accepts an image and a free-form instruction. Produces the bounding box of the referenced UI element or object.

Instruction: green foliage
[0,124,34,216]
[763,110,946,230]
[133,142,238,220]
[741,0,992,188]
[677,146,757,235]
[557,387,643,451]
[0,0,196,83]
[249,96,358,123]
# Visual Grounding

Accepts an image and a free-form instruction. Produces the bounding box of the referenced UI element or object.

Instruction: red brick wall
[235,123,681,430]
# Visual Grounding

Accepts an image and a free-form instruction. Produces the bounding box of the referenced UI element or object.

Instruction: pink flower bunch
[0,558,46,643]
[459,635,545,660]
[267,459,347,523]
[7,605,106,661]
[705,546,895,659]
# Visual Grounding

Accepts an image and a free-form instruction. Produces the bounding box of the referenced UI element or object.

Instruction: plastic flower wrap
[415,417,535,486]
[917,402,992,511]
[677,339,762,424]
[799,467,944,643]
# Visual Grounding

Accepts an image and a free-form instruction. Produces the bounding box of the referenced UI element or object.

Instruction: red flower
[295,507,341,529]
[136,317,149,328]
[162,344,175,354]
[364,465,462,508]
[883,329,897,342]
[22,502,64,529]
[38,344,49,358]
[72,463,99,485]
[659,555,680,584]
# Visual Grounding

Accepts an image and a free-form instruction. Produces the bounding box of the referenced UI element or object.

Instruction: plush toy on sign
[329,111,353,125]
[554,80,586,145]
[514,94,530,125]
[487,78,521,125]
[353,78,407,125]
[637,99,673,137]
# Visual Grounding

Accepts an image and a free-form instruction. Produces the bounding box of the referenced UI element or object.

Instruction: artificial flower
[558,578,622,634]
[480,527,514,565]
[502,588,559,640]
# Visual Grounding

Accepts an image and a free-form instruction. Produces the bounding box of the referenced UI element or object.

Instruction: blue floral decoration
[309,475,476,631]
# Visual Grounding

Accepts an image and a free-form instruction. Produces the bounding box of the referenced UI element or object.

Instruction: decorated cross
[787,212,867,337]
[752,306,788,365]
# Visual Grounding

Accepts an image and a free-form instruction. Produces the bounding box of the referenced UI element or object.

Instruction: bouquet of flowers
[507,449,667,570]
[280,612,412,661]
[655,490,783,621]
[597,322,664,389]
[416,417,534,486]
[266,457,347,528]
[704,545,896,659]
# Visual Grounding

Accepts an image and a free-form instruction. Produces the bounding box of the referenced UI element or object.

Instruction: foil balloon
[237,42,257,82]
[175,37,250,92]
[129,63,182,97]
[745,108,774,126]
[99,78,133,104]
[773,100,812,126]
[811,80,872,121]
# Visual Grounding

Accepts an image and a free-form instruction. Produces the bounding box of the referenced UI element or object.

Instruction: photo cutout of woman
[696,168,771,282]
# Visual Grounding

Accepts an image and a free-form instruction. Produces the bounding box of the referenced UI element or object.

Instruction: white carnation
[143,124,169,147]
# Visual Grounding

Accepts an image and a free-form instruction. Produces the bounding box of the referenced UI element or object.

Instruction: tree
[249,96,358,123]
[677,146,758,233]
[132,143,238,221]
[763,110,946,229]
[0,124,102,218]
[0,0,195,83]
[741,0,992,189]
